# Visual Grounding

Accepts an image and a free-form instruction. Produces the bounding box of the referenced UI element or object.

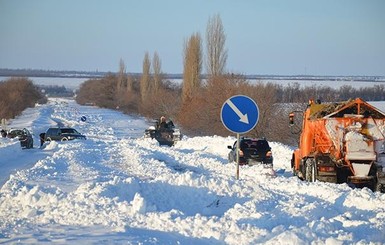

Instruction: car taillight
[318,166,335,172]
[266,151,272,157]
[239,150,244,157]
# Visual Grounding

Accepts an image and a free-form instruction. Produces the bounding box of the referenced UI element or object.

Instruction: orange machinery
[290,98,385,192]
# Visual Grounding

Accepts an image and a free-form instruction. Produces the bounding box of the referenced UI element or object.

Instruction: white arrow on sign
[226,99,249,124]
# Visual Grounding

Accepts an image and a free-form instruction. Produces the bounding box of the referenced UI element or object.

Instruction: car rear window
[241,140,270,150]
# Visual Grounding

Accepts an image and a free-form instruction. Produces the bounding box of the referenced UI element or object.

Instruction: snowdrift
[1,98,385,244]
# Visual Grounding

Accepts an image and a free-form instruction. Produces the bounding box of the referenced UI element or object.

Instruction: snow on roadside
[0,98,385,244]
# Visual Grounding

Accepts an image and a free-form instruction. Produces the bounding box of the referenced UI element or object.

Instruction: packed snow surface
[1,98,385,244]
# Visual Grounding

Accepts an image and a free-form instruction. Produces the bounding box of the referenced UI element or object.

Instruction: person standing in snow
[39,132,45,147]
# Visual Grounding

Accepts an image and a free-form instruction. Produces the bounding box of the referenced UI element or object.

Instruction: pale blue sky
[1,0,384,76]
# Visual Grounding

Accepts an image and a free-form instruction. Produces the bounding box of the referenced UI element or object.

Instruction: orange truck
[289,98,385,192]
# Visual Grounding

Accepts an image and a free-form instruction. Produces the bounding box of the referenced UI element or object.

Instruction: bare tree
[126,74,133,93]
[182,32,203,103]
[115,58,127,107]
[76,75,117,109]
[178,74,243,136]
[152,51,162,95]
[140,52,151,102]
[117,58,126,91]
[206,14,227,77]
[0,78,46,119]
[180,14,228,135]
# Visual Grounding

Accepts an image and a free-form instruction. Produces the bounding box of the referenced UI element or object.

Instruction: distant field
[1,74,385,90]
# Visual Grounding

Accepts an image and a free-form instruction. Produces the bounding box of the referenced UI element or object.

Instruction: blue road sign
[221,95,259,134]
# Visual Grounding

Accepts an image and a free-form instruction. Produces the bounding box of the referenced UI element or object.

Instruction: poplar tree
[140,52,151,102]
[152,51,162,95]
[206,14,227,77]
[117,58,126,91]
[182,32,202,103]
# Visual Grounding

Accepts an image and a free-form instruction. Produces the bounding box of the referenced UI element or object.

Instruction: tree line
[2,15,383,146]
[74,14,385,146]
[0,77,47,120]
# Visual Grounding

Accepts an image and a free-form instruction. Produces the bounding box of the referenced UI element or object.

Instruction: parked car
[19,128,34,149]
[44,127,86,142]
[228,137,273,166]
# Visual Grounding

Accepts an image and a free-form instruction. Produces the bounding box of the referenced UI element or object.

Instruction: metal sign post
[220,95,259,179]
[236,133,240,179]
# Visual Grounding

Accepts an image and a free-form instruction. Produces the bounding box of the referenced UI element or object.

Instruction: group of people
[1,128,46,148]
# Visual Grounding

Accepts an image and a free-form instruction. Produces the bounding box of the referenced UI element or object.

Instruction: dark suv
[18,128,34,149]
[44,127,86,141]
[228,138,273,166]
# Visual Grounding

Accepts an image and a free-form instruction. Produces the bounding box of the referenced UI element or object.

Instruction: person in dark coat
[159,116,168,129]
[1,129,6,138]
[39,132,46,147]
[167,120,175,128]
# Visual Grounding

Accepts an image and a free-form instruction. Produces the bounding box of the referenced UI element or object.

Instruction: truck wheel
[291,154,295,176]
[305,158,316,182]
[376,183,385,193]
[61,137,68,142]
[296,158,306,180]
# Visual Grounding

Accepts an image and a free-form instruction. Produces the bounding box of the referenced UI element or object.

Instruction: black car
[44,127,86,141]
[228,137,273,166]
[18,128,34,149]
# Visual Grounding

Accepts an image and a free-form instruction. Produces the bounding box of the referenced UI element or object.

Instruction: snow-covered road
[1,98,385,244]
